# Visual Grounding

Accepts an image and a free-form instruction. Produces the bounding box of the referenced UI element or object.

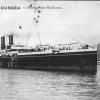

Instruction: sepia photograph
[0,0,100,100]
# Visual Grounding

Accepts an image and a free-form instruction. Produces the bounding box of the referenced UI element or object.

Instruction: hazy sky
[0,0,100,47]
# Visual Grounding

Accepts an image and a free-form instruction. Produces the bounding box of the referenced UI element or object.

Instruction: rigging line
[63,33,95,48]
[63,34,81,43]
[26,32,30,46]
[36,22,42,45]
[37,31,42,45]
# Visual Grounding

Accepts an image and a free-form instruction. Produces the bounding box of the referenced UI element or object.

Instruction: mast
[33,0,42,45]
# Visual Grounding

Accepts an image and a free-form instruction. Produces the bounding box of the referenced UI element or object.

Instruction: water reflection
[0,66,99,100]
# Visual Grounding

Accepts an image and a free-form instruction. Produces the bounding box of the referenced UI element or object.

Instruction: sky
[0,0,100,47]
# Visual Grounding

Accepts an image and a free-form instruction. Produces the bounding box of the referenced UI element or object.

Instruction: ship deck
[17,49,97,56]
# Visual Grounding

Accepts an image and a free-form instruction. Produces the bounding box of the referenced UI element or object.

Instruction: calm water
[0,65,100,100]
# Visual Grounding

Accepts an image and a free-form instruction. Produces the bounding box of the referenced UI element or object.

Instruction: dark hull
[0,50,96,73]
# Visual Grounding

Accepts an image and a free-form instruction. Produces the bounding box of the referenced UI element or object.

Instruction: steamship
[0,34,97,72]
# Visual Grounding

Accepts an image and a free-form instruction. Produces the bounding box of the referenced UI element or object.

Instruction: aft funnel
[1,36,5,50]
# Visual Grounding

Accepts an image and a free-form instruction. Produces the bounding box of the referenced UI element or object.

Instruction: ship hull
[12,50,97,73]
[0,50,97,73]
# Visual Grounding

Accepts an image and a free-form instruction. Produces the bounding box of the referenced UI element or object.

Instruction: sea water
[0,65,100,100]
